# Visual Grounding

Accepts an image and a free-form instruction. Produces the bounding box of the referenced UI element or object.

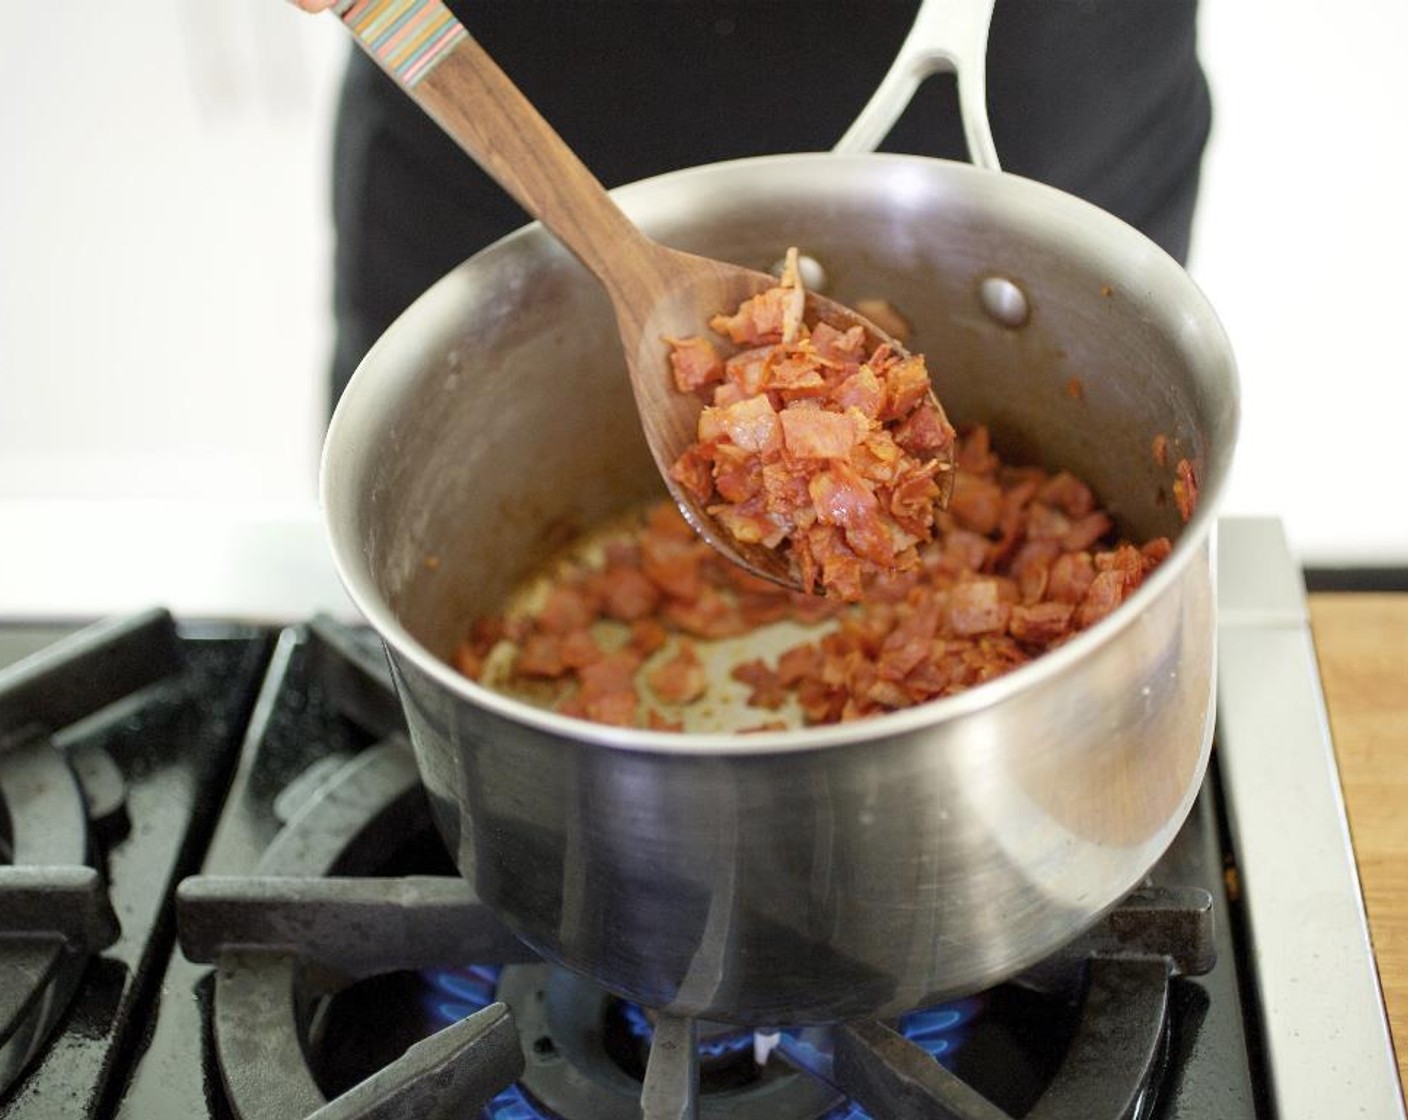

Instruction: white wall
[1191,0,1408,565]
[0,3,1404,621]
[0,3,343,506]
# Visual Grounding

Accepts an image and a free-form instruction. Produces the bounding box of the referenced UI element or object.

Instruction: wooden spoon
[328,0,953,591]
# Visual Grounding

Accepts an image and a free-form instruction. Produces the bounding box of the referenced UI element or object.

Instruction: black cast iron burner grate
[0,610,271,1119]
[180,866,1214,1120]
[0,612,186,1099]
[174,618,1218,1120]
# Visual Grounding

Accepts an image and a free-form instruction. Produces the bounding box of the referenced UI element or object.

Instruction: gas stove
[0,518,1401,1119]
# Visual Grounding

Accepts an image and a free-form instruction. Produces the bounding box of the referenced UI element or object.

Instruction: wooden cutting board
[1307,592,1408,1092]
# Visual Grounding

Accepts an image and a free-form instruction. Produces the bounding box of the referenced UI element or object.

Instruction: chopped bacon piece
[809,462,879,529]
[647,641,708,705]
[1038,472,1096,518]
[515,632,567,679]
[537,585,598,635]
[451,641,484,680]
[709,286,791,345]
[833,367,885,418]
[810,320,868,361]
[1062,511,1113,552]
[1173,458,1199,523]
[646,500,697,540]
[1010,601,1076,645]
[723,347,772,395]
[803,524,866,601]
[1026,502,1072,542]
[955,425,999,476]
[730,658,787,710]
[640,533,705,601]
[881,355,933,421]
[577,650,643,697]
[662,585,751,639]
[1141,537,1174,570]
[877,600,941,680]
[646,709,685,733]
[948,579,1011,637]
[947,473,1004,536]
[1076,569,1126,629]
[559,629,603,670]
[893,403,955,458]
[582,690,639,728]
[1048,551,1097,604]
[710,445,763,504]
[716,395,783,454]
[602,564,663,621]
[776,644,825,687]
[669,447,713,504]
[629,618,670,657]
[666,335,724,393]
[779,408,864,460]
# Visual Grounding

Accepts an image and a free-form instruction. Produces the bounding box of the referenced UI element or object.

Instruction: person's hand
[291,0,337,11]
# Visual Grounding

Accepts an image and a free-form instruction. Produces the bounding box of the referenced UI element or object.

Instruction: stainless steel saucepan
[321,0,1237,1024]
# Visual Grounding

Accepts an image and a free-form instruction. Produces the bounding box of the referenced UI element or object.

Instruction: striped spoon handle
[328,0,649,286]
[333,0,466,89]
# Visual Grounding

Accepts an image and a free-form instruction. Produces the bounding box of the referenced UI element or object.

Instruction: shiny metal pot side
[321,153,1237,1024]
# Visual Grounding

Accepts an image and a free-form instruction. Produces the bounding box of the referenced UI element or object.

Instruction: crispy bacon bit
[669,252,955,601]
[451,641,483,680]
[459,412,1177,730]
[559,628,602,670]
[948,579,1011,637]
[666,335,724,393]
[646,709,685,733]
[629,617,671,657]
[647,640,708,705]
[515,632,568,679]
[580,690,639,728]
[731,658,787,710]
[1173,458,1199,523]
[1010,601,1076,646]
[537,585,598,635]
[601,563,662,621]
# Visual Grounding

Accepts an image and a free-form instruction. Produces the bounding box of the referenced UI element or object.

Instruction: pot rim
[322,151,1238,757]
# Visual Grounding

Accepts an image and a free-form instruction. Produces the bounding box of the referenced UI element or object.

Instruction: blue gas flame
[420,966,980,1120]
[619,1001,756,1060]
[421,966,530,1119]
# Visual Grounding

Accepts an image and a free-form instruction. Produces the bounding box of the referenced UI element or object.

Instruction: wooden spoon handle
[334,0,659,291]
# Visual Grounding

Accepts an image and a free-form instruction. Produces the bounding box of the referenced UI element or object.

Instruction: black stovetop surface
[0,611,1266,1120]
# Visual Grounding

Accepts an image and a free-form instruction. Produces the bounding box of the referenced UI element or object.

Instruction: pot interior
[324,154,1236,675]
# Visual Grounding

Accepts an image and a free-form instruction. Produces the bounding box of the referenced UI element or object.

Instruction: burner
[0,612,180,1099]
[401,964,994,1120]
[1,610,268,1117]
[177,704,1217,1119]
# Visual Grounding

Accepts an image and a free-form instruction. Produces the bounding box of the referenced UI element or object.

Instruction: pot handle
[833,0,999,171]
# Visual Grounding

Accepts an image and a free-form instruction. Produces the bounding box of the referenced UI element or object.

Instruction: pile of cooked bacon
[666,254,956,602]
[452,424,1178,731]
